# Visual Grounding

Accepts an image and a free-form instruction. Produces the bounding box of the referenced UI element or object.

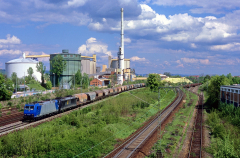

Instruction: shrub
[16,104,21,109]
[0,103,2,110]
[7,102,12,107]
[46,80,52,90]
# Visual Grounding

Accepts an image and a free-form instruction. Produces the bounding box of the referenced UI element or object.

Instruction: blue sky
[0,0,240,75]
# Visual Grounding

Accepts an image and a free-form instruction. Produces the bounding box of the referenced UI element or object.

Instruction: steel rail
[187,89,203,158]
[0,122,29,134]
[113,88,183,158]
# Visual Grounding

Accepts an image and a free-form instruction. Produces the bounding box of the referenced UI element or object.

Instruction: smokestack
[118,8,124,85]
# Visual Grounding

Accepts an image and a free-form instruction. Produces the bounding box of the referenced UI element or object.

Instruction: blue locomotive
[24,96,77,120]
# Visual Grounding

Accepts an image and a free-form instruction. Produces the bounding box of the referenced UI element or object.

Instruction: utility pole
[24,72,25,97]
[53,73,55,88]
[16,75,17,94]
[81,77,83,93]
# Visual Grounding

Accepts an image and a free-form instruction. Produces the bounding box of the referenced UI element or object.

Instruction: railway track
[110,88,183,158]
[0,87,142,137]
[0,113,23,127]
[0,121,29,134]
[188,91,203,158]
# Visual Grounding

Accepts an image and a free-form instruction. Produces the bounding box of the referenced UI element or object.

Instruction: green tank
[50,49,81,88]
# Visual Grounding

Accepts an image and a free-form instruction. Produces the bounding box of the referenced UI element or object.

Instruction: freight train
[183,83,202,88]
[24,83,145,120]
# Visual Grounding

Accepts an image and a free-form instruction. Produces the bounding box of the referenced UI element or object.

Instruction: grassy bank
[0,87,176,158]
[204,96,240,157]
[149,88,198,158]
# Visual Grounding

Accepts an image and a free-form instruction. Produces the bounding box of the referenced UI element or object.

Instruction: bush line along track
[0,87,143,137]
[108,87,183,158]
[187,89,203,158]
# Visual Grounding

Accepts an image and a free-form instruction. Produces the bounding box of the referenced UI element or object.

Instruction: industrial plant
[4,8,134,89]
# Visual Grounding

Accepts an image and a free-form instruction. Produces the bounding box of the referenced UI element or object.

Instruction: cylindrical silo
[5,54,41,81]
[81,59,90,74]
[111,60,118,69]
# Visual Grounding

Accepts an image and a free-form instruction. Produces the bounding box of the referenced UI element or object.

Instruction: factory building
[108,57,130,69]
[50,50,81,87]
[108,55,131,81]
[26,53,97,75]
[90,78,110,87]
[5,53,41,81]
[220,85,240,107]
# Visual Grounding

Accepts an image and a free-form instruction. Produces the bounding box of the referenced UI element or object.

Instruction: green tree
[163,72,171,77]
[147,74,161,91]
[11,72,18,86]
[44,73,50,82]
[50,55,67,86]
[36,62,46,86]
[45,80,52,90]
[74,70,82,85]
[208,75,230,108]
[82,73,89,89]
[0,74,14,101]
[233,76,240,84]
[27,67,34,80]
[203,75,211,83]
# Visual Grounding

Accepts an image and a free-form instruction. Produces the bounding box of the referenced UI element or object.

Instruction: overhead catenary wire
[110,88,183,158]
[73,89,176,158]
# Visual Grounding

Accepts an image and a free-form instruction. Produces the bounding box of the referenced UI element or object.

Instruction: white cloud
[176,60,181,64]
[181,57,209,65]
[152,0,240,14]
[176,64,184,68]
[210,43,240,51]
[130,56,146,62]
[181,58,199,64]
[199,59,209,65]
[138,4,156,19]
[0,34,21,44]
[78,37,112,57]
[191,43,197,48]
[68,0,88,7]
[164,61,170,66]
[89,4,237,44]
[125,38,131,43]
[0,49,22,56]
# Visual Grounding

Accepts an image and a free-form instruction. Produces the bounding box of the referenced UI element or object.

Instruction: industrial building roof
[6,58,38,64]
[221,85,240,89]
[88,71,112,77]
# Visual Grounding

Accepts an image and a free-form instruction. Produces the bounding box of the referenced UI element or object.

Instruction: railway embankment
[202,93,240,157]
[0,87,175,157]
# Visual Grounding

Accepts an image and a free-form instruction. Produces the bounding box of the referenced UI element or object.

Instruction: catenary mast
[118,8,124,85]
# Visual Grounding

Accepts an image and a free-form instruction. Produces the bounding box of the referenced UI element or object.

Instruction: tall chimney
[118,8,124,85]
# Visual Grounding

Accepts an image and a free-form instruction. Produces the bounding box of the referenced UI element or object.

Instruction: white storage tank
[5,53,41,81]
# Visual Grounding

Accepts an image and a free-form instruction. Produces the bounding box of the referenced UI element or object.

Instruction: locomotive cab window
[30,106,34,110]
[25,106,29,110]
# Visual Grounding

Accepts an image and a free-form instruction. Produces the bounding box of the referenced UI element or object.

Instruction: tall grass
[0,88,176,157]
